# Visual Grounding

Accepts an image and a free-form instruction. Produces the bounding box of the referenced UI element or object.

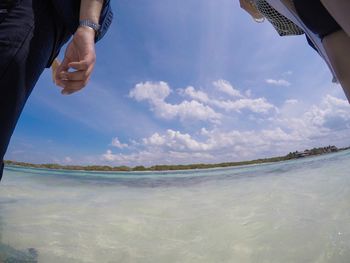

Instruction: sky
[5,0,350,166]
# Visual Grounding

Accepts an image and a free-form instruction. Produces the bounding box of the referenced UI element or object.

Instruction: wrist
[79,19,100,37]
[76,26,96,41]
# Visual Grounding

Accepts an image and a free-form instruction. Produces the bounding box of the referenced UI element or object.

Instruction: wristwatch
[79,19,101,36]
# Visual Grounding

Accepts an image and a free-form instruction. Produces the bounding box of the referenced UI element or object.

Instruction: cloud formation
[129,81,221,123]
[104,82,350,166]
[131,80,276,122]
[102,127,300,165]
[212,98,275,113]
[111,137,129,149]
[182,86,209,103]
[213,79,243,98]
[265,78,291,87]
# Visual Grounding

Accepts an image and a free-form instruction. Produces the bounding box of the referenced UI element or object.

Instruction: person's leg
[293,0,350,103]
[0,0,70,180]
[322,31,350,102]
[320,0,350,37]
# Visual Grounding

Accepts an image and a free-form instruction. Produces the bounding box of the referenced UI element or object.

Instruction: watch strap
[79,19,101,35]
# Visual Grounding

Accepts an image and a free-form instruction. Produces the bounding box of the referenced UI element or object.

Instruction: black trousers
[0,0,71,180]
[294,0,341,39]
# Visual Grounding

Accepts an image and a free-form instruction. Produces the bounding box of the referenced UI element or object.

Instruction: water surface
[0,151,350,262]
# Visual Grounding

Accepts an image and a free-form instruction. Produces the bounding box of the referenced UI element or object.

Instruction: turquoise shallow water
[0,151,350,262]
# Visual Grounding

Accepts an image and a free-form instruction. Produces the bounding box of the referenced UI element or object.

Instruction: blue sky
[5,0,350,166]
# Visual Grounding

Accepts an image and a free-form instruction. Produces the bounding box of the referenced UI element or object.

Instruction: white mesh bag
[254,0,304,36]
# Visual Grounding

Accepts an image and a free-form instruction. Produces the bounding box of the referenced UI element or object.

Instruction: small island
[4,145,349,172]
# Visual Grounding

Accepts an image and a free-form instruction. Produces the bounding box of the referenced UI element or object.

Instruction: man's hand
[55,26,96,95]
[239,0,264,22]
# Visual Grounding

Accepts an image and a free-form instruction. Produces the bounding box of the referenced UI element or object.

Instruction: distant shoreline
[4,146,349,172]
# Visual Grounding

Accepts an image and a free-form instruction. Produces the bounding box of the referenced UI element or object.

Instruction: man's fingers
[52,59,61,84]
[56,57,70,75]
[55,57,71,88]
[59,70,88,81]
[57,66,93,95]
[60,78,90,95]
[68,60,91,71]
[61,80,87,89]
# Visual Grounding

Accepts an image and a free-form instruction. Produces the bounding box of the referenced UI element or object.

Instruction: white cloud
[213,79,243,97]
[130,80,278,123]
[277,95,350,140]
[103,94,350,166]
[182,86,209,103]
[102,149,215,166]
[213,98,276,113]
[181,81,276,114]
[111,137,128,149]
[101,127,302,166]
[200,127,209,136]
[143,129,211,151]
[124,79,349,166]
[156,100,222,122]
[306,95,350,130]
[142,132,165,146]
[285,99,298,105]
[129,81,171,102]
[265,79,291,87]
[283,70,293,76]
[64,156,72,163]
[324,94,350,109]
[102,150,116,162]
[129,81,221,123]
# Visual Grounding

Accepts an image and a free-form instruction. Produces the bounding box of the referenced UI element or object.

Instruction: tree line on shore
[4,145,349,172]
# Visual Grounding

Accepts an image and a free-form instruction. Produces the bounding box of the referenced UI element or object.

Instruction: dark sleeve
[95,0,113,42]
[51,0,113,43]
[294,0,340,39]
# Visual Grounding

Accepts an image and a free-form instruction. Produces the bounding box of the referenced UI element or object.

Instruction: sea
[0,150,349,263]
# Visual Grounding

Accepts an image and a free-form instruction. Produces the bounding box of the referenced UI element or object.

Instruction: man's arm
[55,0,104,95]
